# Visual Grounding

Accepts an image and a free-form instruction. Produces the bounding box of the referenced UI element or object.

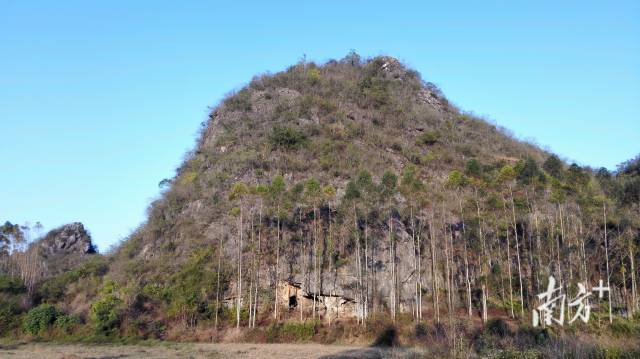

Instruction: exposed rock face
[276,280,358,321]
[39,222,95,256]
[35,222,96,276]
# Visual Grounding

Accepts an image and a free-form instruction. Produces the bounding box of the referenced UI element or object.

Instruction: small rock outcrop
[39,222,95,256]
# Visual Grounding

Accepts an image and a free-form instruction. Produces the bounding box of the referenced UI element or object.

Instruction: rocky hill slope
[113,56,544,300]
[9,54,637,346]
[93,53,637,333]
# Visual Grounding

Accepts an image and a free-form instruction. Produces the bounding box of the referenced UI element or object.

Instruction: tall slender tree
[229,182,249,328]
[304,177,322,320]
[380,170,398,320]
[269,175,286,321]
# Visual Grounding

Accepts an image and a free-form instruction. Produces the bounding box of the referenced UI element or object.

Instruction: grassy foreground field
[0,342,421,359]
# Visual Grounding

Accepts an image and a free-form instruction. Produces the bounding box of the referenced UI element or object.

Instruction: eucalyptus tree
[522,163,546,294]
[543,154,564,180]
[344,178,363,324]
[465,159,490,322]
[323,184,337,324]
[401,165,426,321]
[380,170,398,320]
[549,177,567,290]
[499,165,524,318]
[229,182,249,328]
[425,196,441,323]
[628,234,638,314]
[288,181,306,321]
[304,177,322,319]
[600,195,613,323]
[214,229,224,330]
[446,169,472,318]
[269,175,286,321]
[0,221,21,274]
[250,183,269,327]
[356,169,375,321]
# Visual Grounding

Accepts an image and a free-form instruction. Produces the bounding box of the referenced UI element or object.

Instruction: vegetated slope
[23,54,639,347]
[106,55,543,312]
[117,54,545,272]
[0,222,101,333]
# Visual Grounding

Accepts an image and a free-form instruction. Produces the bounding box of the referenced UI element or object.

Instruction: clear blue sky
[1,1,638,251]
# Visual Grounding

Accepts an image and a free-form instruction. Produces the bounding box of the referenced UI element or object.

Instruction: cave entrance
[289,295,298,309]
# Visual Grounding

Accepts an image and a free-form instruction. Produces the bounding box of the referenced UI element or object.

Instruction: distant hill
[36,222,96,275]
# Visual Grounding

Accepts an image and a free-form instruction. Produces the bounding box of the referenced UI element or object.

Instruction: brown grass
[0,342,420,359]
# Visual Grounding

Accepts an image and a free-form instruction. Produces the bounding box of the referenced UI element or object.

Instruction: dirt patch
[0,342,420,359]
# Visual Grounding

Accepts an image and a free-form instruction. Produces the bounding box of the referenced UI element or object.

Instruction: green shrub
[516,326,550,346]
[36,256,108,303]
[23,304,59,335]
[91,296,121,335]
[307,68,321,85]
[266,321,316,342]
[90,281,123,335]
[497,349,541,359]
[593,346,640,359]
[610,318,640,337]
[465,158,482,177]
[416,131,439,146]
[414,322,428,339]
[0,302,20,334]
[269,126,308,150]
[55,313,81,333]
[359,76,390,108]
[281,321,315,341]
[224,89,252,112]
[0,275,26,294]
[219,304,249,323]
[486,318,510,337]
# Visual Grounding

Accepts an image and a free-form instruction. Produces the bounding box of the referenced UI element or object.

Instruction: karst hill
[2,54,638,351]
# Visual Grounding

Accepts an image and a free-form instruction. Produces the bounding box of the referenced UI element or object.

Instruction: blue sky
[1,1,638,251]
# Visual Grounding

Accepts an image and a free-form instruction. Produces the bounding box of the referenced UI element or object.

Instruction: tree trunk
[274,204,280,321]
[364,220,369,325]
[389,212,396,321]
[354,203,362,325]
[475,188,489,323]
[459,196,472,317]
[328,200,334,326]
[299,210,304,322]
[237,203,243,329]
[481,284,488,323]
[555,205,564,290]
[630,243,638,313]
[313,204,318,321]
[429,212,440,323]
[509,186,525,318]
[254,202,262,328]
[248,214,254,327]
[603,203,613,323]
[215,232,222,330]
[503,203,515,319]
[418,222,423,321]
[411,206,417,321]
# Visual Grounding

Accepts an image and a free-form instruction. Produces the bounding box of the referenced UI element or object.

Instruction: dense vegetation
[2,53,639,357]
